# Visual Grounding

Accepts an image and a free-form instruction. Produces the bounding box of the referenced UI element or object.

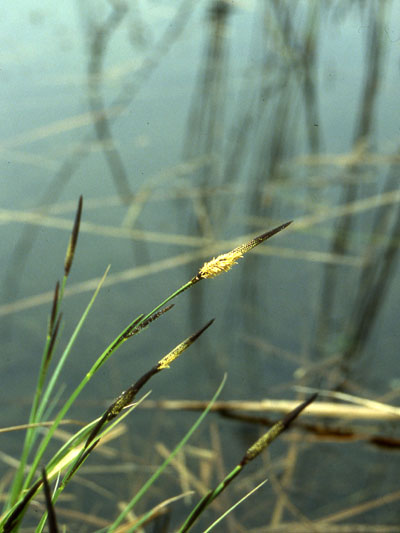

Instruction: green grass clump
[0,196,315,532]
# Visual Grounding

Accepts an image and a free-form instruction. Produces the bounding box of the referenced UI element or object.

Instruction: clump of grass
[0,197,315,532]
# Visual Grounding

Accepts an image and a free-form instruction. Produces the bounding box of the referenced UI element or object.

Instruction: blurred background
[1,0,399,531]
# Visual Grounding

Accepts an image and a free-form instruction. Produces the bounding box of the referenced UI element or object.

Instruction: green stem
[109,375,226,533]
[178,465,242,533]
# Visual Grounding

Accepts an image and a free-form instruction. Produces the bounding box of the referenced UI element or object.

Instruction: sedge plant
[0,196,315,532]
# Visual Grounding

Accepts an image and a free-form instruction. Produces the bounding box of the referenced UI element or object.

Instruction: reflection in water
[86,1,133,201]
[1,0,400,530]
[314,2,399,391]
[2,0,196,304]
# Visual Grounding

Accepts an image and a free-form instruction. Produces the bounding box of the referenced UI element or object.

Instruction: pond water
[1,1,400,531]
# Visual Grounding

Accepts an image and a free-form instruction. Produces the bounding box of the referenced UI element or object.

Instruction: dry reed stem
[295,387,400,417]
[142,399,400,420]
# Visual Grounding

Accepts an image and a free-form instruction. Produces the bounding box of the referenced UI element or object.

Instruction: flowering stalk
[135,221,293,334]
[178,393,317,533]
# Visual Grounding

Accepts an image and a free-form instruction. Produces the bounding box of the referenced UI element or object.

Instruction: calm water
[1,1,400,531]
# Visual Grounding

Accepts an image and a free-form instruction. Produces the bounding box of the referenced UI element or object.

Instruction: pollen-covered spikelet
[198,249,243,279]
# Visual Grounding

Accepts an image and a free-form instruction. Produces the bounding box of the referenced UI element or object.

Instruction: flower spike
[196,221,292,281]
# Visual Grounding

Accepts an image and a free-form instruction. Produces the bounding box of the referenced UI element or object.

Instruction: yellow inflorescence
[198,249,243,279]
